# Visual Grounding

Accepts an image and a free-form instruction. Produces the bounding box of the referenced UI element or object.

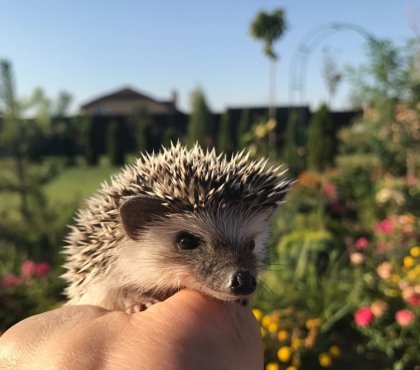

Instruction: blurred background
[0,1,419,369]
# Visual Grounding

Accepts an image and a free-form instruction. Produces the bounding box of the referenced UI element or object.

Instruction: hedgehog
[62,143,292,312]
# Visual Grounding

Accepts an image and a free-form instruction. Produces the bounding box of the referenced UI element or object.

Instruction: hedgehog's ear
[120,196,169,240]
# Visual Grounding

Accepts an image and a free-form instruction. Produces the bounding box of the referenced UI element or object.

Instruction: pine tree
[238,109,251,148]
[186,89,213,147]
[217,111,233,154]
[306,104,336,171]
[131,105,152,152]
[106,120,125,165]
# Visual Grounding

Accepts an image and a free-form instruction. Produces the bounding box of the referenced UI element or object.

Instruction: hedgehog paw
[124,297,159,314]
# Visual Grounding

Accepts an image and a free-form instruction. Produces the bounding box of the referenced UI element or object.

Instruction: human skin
[0,290,263,370]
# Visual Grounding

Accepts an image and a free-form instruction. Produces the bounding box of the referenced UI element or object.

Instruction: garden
[0,35,419,370]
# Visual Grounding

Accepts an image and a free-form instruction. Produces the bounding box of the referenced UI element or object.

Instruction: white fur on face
[114,207,273,299]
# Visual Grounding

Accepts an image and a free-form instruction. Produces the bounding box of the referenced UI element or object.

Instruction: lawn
[44,164,118,205]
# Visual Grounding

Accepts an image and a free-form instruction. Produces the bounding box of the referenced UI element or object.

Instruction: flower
[291,338,302,349]
[2,273,23,287]
[252,308,263,321]
[278,330,289,341]
[355,237,368,250]
[306,317,321,330]
[370,300,388,318]
[21,260,36,278]
[376,262,392,280]
[350,252,364,265]
[319,353,332,367]
[374,219,393,234]
[407,293,420,306]
[329,345,342,358]
[410,246,420,257]
[265,363,279,370]
[268,322,279,333]
[395,309,415,326]
[404,256,415,269]
[277,346,292,363]
[286,367,298,370]
[354,307,374,327]
[262,315,272,328]
[34,262,52,278]
[323,181,338,199]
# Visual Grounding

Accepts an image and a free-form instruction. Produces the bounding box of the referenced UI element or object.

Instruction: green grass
[44,164,118,205]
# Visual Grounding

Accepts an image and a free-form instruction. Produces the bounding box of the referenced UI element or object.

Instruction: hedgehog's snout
[229,270,257,296]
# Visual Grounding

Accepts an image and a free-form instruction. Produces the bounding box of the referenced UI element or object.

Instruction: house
[80,87,179,116]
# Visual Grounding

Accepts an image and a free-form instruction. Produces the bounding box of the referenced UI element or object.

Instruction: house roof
[80,87,167,109]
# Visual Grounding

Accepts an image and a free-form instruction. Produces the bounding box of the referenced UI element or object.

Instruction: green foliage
[249,9,287,60]
[81,117,99,166]
[217,111,233,154]
[186,88,213,147]
[130,105,153,152]
[306,104,336,171]
[283,110,305,175]
[106,121,125,165]
[238,109,251,148]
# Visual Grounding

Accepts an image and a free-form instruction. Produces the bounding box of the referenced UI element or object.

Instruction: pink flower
[35,262,52,278]
[354,307,375,327]
[323,181,338,199]
[407,294,420,307]
[374,219,393,234]
[350,252,365,265]
[355,237,369,250]
[2,273,23,287]
[21,260,36,278]
[395,309,415,327]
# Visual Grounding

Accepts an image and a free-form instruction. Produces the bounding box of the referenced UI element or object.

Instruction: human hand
[0,290,263,370]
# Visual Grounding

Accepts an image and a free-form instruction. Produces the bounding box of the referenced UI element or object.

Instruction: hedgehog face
[117,198,273,301]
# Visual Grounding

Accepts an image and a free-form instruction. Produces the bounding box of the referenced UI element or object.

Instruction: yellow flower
[262,315,272,328]
[329,345,342,358]
[306,318,321,330]
[252,308,263,321]
[266,363,279,370]
[391,274,401,284]
[268,322,279,333]
[410,246,420,257]
[291,338,302,349]
[407,269,417,281]
[286,367,298,370]
[319,353,333,367]
[278,330,289,341]
[277,346,293,363]
[404,256,415,268]
[261,327,267,337]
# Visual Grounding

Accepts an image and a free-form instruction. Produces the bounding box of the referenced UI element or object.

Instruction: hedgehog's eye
[247,239,256,251]
[176,232,201,250]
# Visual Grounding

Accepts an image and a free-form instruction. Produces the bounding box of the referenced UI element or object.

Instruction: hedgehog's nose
[230,271,257,295]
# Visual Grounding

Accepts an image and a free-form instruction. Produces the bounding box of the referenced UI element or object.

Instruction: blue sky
[0,0,418,113]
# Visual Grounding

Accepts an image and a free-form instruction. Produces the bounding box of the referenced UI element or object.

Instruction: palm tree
[250,9,287,155]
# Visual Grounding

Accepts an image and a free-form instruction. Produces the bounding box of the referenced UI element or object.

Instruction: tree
[130,105,152,152]
[306,104,336,171]
[217,111,233,154]
[186,88,213,147]
[283,110,305,175]
[106,120,125,165]
[238,109,251,148]
[0,60,59,220]
[82,117,99,166]
[322,47,342,107]
[250,9,287,122]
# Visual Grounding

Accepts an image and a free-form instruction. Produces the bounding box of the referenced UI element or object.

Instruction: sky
[0,0,418,113]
